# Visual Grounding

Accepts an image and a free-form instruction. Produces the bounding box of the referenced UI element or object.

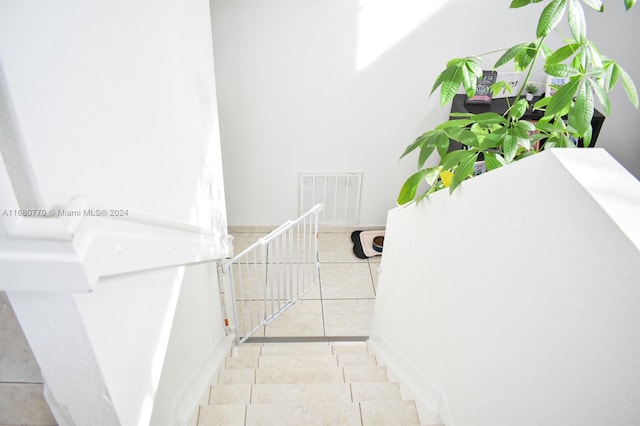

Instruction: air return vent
[298,173,363,225]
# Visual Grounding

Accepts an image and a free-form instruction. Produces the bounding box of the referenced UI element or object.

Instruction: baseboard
[174,334,236,426]
[367,331,452,426]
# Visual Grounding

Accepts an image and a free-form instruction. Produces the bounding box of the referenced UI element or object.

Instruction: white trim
[174,334,236,426]
[367,330,453,426]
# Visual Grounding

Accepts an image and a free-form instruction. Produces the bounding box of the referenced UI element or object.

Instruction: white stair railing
[219,204,323,343]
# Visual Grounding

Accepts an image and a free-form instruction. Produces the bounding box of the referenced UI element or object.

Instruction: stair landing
[198,341,432,426]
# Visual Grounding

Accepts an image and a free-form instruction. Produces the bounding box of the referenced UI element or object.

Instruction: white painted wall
[1,0,229,424]
[211,0,640,226]
[1,0,226,230]
[369,149,640,425]
[149,262,231,426]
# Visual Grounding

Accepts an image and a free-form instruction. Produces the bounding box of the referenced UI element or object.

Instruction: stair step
[360,400,422,425]
[351,381,402,401]
[343,366,388,382]
[198,401,423,426]
[226,353,377,369]
[330,341,369,354]
[337,353,377,367]
[202,342,429,425]
[255,367,345,384]
[208,384,252,405]
[245,402,361,426]
[258,354,338,368]
[225,356,259,369]
[259,343,334,356]
[198,404,245,426]
[218,368,256,385]
[251,383,352,404]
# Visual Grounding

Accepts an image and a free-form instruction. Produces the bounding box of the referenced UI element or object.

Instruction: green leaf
[436,131,451,157]
[431,63,464,106]
[618,64,639,108]
[581,0,604,12]
[490,81,512,97]
[417,140,436,169]
[589,78,611,115]
[397,169,430,205]
[625,0,636,10]
[479,127,508,150]
[581,125,594,147]
[494,43,528,68]
[510,0,545,7]
[483,152,506,171]
[465,60,483,81]
[474,112,508,125]
[449,152,479,194]
[516,120,537,134]
[546,43,581,65]
[461,65,476,98]
[514,42,537,72]
[458,129,480,147]
[537,0,567,38]
[535,121,556,133]
[586,41,604,69]
[568,0,586,42]
[545,63,582,77]
[400,132,430,160]
[503,132,520,163]
[546,78,581,116]
[439,67,464,106]
[440,150,472,170]
[571,79,594,135]
[606,61,620,91]
[510,98,530,120]
[533,95,552,110]
[417,132,447,168]
[436,119,474,130]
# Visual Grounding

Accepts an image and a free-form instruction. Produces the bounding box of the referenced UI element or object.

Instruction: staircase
[197,341,435,426]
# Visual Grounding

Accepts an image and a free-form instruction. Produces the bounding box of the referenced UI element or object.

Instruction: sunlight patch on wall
[356,0,449,72]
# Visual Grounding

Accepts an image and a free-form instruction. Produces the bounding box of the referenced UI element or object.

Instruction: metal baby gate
[218,204,323,343]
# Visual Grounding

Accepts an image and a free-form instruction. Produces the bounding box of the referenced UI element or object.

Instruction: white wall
[211,0,640,226]
[1,0,226,230]
[150,262,231,426]
[369,149,640,426]
[1,0,229,424]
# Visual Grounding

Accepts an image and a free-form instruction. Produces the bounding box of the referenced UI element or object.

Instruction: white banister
[1,194,232,293]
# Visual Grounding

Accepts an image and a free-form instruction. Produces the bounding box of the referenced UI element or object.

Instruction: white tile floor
[228,228,382,339]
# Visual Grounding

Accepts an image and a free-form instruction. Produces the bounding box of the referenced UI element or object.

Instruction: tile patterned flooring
[0,292,56,426]
[228,228,382,339]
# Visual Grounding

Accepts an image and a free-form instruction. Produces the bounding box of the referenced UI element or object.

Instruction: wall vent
[298,172,363,225]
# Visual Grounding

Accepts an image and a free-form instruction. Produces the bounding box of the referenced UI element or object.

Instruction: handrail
[1,194,233,293]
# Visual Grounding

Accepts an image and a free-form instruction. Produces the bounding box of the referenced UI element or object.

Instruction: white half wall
[211,0,640,226]
[369,149,640,425]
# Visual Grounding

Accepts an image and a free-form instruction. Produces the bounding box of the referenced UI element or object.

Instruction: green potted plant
[398,0,638,202]
[525,83,539,101]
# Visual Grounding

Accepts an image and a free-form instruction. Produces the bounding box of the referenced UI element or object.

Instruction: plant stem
[515,36,547,100]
